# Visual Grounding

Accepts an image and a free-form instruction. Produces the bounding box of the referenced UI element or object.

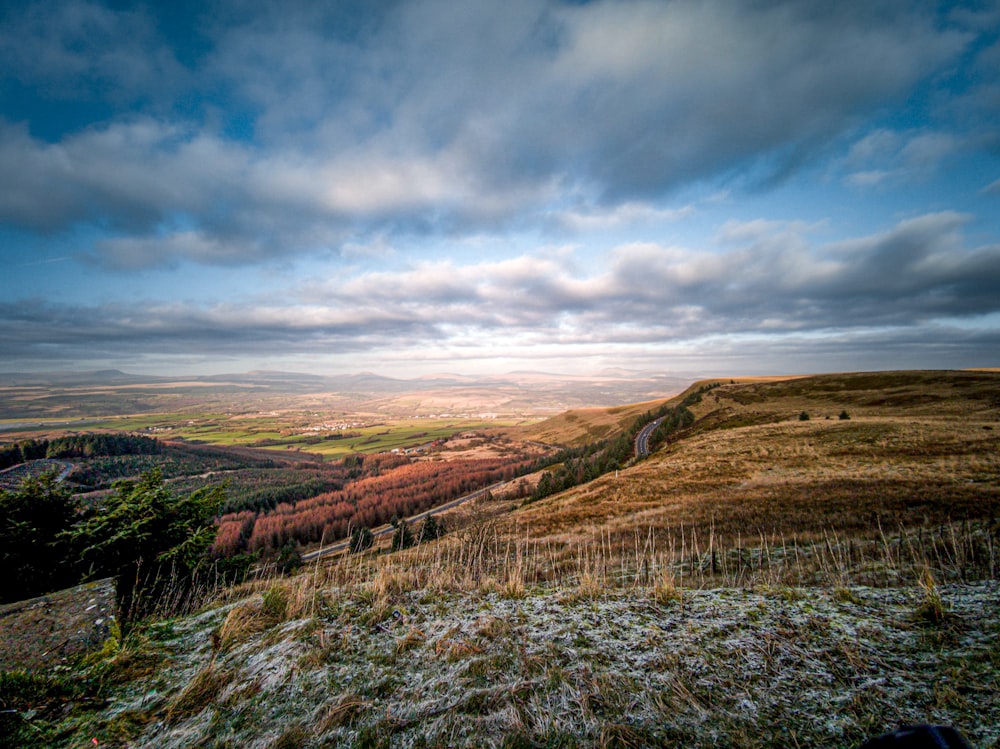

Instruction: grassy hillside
[503,371,999,570]
[504,398,673,447]
[4,370,999,748]
[507,375,804,447]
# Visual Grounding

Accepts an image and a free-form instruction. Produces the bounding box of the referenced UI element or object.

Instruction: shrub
[417,515,445,544]
[391,517,414,551]
[261,584,288,621]
[70,468,225,625]
[350,525,375,554]
[839,410,851,420]
[275,542,302,574]
[799,411,810,421]
[0,474,78,603]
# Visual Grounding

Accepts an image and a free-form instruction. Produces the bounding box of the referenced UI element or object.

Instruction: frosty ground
[65,577,1000,749]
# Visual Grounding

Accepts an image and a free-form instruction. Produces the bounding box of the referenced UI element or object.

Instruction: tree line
[528,384,722,503]
[214,455,534,556]
[0,434,161,470]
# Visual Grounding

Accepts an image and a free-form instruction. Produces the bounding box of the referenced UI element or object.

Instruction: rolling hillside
[4,370,999,748]
[504,370,1000,560]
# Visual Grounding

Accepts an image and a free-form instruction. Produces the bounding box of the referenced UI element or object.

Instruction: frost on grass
[65,581,999,748]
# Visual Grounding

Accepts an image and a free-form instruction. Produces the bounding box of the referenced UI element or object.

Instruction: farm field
[0,369,687,423]
[0,371,589,461]
[1,410,529,460]
[137,412,527,459]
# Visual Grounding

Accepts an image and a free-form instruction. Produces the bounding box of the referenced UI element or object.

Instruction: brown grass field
[378,370,1000,589]
[503,398,670,446]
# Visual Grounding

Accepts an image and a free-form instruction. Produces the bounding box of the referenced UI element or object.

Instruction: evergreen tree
[418,515,444,544]
[276,542,302,574]
[0,474,77,603]
[71,468,225,625]
[349,525,374,553]
[390,516,414,551]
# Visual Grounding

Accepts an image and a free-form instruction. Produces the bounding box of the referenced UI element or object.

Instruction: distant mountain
[199,371,331,390]
[0,369,166,387]
[0,368,696,414]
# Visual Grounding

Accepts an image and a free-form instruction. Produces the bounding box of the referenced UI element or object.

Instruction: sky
[1,0,999,379]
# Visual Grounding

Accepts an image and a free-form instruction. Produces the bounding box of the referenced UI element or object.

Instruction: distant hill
[0,368,693,420]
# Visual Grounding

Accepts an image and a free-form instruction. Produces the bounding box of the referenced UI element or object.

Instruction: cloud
[841,128,960,187]
[3,212,998,369]
[0,120,242,232]
[548,202,695,232]
[93,232,246,270]
[0,0,187,107]
[0,119,358,267]
[531,1,968,197]
[0,0,979,269]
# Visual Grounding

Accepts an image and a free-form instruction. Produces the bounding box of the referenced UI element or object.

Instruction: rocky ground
[0,577,115,672]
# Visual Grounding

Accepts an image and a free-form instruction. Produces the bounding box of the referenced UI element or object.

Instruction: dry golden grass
[504,371,1000,557]
[511,418,998,542]
[506,397,673,447]
[505,376,804,447]
[317,694,369,731]
[165,664,229,722]
[22,372,1000,749]
[215,583,292,651]
[268,370,995,595]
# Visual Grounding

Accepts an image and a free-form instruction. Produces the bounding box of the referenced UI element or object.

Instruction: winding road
[634,417,664,459]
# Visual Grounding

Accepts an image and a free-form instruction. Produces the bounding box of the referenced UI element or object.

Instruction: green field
[5,411,524,459]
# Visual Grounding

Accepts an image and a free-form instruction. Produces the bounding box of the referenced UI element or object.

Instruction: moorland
[1,369,998,748]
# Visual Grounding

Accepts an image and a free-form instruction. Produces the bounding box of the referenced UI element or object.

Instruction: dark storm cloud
[0,0,980,268]
[0,297,442,364]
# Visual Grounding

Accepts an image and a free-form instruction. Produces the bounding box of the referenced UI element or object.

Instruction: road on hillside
[634,417,664,459]
[300,479,510,562]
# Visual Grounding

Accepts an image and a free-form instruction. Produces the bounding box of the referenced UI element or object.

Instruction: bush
[417,515,445,544]
[0,475,78,603]
[391,517,414,551]
[349,526,374,554]
[276,542,302,574]
[799,411,810,421]
[71,468,225,625]
[839,410,851,420]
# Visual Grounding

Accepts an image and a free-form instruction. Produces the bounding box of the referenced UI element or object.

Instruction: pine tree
[71,468,225,625]
[390,517,414,551]
[349,525,374,553]
[418,515,444,544]
[0,473,77,603]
